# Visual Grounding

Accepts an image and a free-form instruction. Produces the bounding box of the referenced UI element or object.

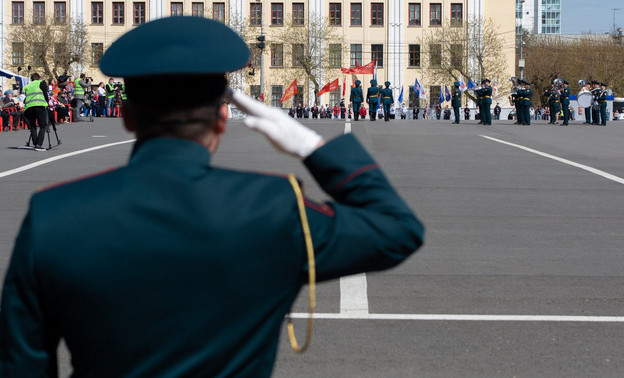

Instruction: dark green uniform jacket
[366,86,380,104]
[0,135,424,377]
[380,88,393,105]
[350,86,363,103]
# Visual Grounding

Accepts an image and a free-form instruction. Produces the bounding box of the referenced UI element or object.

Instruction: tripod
[25,113,62,150]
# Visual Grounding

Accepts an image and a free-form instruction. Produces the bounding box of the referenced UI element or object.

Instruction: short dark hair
[31,73,40,81]
[124,75,227,142]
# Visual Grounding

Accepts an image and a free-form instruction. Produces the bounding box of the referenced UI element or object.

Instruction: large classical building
[2,0,515,107]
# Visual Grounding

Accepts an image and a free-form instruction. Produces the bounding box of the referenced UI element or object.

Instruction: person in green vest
[366,79,380,121]
[22,72,49,151]
[73,73,91,122]
[0,16,424,377]
[350,80,363,121]
[451,81,461,124]
[380,81,394,122]
[105,77,116,117]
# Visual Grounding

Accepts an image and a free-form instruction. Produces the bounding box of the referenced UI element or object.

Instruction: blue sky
[562,0,624,34]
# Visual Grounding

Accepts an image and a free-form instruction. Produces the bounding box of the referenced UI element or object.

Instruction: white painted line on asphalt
[340,274,369,316]
[289,313,624,323]
[480,135,624,185]
[0,139,136,178]
[344,122,352,134]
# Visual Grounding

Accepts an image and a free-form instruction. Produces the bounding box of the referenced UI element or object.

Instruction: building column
[388,0,403,103]
[308,0,324,105]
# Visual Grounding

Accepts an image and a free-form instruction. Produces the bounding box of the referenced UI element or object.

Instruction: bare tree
[245,13,345,102]
[524,34,624,103]
[8,14,87,81]
[424,17,511,102]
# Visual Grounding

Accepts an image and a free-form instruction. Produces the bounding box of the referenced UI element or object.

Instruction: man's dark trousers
[25,106,48,147]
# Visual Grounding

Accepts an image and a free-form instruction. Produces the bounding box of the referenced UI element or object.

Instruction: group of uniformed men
[349,79,395,122]
[510,79,535,125]
[587,81,609,126]
[545,79,608,126]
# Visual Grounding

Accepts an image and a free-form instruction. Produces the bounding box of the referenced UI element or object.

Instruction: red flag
[259,93,264,102]
[317,78,339,97]
[280,79,298,103]
[351,60,375,75]
[340,60,375,75]
[342,76,346,96]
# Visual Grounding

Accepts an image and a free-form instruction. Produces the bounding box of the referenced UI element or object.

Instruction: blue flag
[467,79,477,90]
[444,85,451,102]
[413,78,420,94]
[439,87,444,104]
[398,86,404,103]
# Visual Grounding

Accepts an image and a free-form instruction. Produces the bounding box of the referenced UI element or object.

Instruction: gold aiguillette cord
[286,174,316,353]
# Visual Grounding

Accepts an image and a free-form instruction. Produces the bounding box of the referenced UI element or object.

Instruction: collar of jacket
[130,137,212,167]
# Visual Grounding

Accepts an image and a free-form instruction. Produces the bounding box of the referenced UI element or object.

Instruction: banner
[317,78,339,97]
[397,86,404,104]
[493,79,499,96]
[467,79,477,90]
[280,79,298,103]
[444,85,451,102]
[342,76,346,96]
[439,87,445,104]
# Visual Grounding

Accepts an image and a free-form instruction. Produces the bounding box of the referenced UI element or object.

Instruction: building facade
[2,0,515,107]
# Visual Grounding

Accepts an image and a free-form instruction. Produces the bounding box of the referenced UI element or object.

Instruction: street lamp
[519,0,525,80]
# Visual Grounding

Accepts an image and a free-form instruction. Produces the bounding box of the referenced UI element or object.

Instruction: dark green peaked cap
[100,17,250,78]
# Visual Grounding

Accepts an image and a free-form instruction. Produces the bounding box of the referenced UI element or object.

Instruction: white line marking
[344,122,351,134]
[290,313,624,323]
[339,274,369,316]
[1,139,136,178]
[480,135,624,185]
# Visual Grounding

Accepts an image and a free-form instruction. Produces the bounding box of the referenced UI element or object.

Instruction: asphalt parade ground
[1,116,623,377]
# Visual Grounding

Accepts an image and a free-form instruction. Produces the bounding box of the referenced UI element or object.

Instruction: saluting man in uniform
[560,80,570,126]
[380,81,394,122]
[0,17,424,377]
[350,80,364,121]
[366,79,380,121]
[451,81,461,124]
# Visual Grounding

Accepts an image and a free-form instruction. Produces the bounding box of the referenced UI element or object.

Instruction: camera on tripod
[114,82,124,91]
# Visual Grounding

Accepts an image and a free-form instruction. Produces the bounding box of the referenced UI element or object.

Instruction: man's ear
[213,103,228,135]
[122,103,134,132]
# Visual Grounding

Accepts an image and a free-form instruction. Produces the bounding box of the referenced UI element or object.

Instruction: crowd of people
[0,74,125,134]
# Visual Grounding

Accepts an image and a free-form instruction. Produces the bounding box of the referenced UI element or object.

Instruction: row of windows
[10,1,225,25]
[11,1,67,24]
[251,2,463,27]
[251,43,463,70]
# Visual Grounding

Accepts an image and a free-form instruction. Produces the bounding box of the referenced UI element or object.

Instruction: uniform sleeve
[301,134,424,281]
[0,211,59,378]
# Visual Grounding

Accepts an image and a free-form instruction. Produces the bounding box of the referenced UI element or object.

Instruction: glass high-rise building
[516,0,561,34]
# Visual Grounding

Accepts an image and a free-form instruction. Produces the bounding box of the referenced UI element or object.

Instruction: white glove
[226,89,324,159]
